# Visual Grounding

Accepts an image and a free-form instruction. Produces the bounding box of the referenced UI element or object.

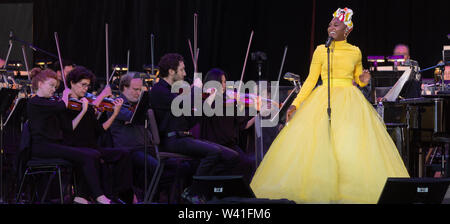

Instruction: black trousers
[90,147,134,199]
[127,147,193,189]
[226,145,256,184]
[31,142,104,198]
[161,136,240,176]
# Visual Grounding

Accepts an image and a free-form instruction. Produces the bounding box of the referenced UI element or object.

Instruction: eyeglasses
[77,82,90,89]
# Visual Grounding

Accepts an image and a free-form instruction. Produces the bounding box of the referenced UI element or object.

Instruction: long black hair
[204,68,226,83]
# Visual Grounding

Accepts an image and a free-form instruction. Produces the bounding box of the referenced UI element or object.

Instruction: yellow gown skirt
[250,79,410,204]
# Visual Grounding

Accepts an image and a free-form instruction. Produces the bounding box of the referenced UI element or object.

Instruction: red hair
[30,67,59,91]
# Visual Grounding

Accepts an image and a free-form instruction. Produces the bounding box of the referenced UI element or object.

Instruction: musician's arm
[110,107,133,122]
[72,98,88,130]
[92,86,112,107]
[245,116,255,129]
[103,108,120,130]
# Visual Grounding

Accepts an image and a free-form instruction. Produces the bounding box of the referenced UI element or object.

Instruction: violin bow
[237,30,254,101]
[188,39,196,73]
[194,13,199,73]
[105,23,110,87]
[274,46,288,103]
[188,13,200,74]
[127,49,130,73]
[151,33,155,76]
[54,32,68,89]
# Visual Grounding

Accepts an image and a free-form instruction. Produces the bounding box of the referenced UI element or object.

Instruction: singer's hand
[286,105,297,122]
[359,69,371,84]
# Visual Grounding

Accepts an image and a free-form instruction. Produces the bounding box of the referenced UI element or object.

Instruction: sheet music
[383,68,412,102]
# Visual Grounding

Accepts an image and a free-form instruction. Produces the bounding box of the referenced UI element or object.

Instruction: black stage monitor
[377,178,450,204]
[189,176,255,201]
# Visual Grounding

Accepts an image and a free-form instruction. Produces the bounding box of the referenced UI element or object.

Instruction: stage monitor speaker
[377,178,450,204]
[189,176,255,201]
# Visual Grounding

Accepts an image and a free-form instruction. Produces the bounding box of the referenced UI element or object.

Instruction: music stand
[377,178,450,204]
[128,90,151,203]
[4,97,28,127]
[129,91,150,125]
[270,85,300,125]
[0,88,19,203]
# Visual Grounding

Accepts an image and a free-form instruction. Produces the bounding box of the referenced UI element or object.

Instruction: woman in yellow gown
[250,8,409,204]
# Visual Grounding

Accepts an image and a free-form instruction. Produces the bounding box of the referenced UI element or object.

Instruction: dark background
[1,0,449,85]
[0,2,33,66]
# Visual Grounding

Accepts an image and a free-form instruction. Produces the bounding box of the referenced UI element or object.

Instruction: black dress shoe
[181,187,206,204]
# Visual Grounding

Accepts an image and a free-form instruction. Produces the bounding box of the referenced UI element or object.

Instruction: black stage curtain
[31,0,449,84]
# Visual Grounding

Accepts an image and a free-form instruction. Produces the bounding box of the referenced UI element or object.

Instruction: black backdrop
[13,0,450,84]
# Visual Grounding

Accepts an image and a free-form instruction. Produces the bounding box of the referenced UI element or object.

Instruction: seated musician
[149,53,240,181]
[200,68,256,182]
[393,44,419,67]
[107,72,192,203]
[27,67,113,204]
[63,66,134,204]
[393,44,421,98]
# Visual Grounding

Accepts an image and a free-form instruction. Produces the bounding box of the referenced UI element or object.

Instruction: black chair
[16,158,76,204]
[385,122,408,161]
[16,122,76,204]
[144,109,193,203]
[426,133,450,178]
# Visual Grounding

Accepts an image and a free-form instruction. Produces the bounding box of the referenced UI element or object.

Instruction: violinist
[27,67,113,204]
[149,53,239,179]
[62,66,135,204]
[108,72,190,202]
[200,68,255,183]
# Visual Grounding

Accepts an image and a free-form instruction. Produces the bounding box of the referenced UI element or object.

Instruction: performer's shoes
[73,196,90,204]
[181,187,206,204]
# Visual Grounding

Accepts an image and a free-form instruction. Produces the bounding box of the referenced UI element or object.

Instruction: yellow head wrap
[333,8,354,32]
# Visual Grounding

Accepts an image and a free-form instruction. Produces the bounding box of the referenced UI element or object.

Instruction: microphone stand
[12,36,58,59]
[419,61,449,92]
[326,45,332,125]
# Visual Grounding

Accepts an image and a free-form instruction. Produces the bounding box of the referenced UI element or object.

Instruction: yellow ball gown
[250,40,409,204]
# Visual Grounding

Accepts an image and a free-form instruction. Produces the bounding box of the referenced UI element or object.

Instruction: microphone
[325,36,334,48]
[284,72,300,81]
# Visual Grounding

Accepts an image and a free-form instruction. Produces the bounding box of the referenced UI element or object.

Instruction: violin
[67,97,98,111]
[200,88,280,111]
[84,92,133,112]
[224,89,281,110]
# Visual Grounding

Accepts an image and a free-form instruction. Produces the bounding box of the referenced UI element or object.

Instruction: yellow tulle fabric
[250,40,409,204]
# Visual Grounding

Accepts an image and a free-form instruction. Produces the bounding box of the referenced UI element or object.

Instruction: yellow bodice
[291,40,367,109]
